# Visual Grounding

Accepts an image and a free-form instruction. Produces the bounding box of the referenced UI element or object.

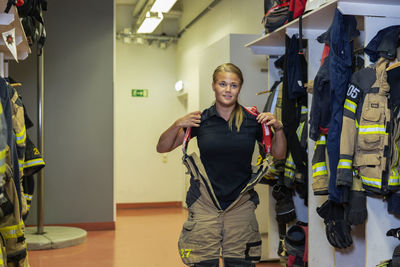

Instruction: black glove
[386,228,400,240]
[347,190,367,225]
[272,184,297,224]
[317,200,353,249]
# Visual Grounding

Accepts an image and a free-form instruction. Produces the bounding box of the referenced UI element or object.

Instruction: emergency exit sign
[131,89,148,97]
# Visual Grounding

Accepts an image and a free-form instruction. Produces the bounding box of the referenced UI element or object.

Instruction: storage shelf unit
[245,0,337,55]
[244,1,400,266]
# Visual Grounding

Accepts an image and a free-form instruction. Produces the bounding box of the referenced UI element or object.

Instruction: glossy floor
[28,207,281,267]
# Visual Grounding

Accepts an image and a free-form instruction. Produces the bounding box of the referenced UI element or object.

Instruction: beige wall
[115,0,265,203]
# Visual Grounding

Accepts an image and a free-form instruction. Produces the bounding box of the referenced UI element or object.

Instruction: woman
[157,63,286,267]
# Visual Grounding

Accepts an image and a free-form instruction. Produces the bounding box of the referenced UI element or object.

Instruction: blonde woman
[157,63,286,267]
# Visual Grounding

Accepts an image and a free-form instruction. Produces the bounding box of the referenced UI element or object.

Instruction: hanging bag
[262,1,290,34]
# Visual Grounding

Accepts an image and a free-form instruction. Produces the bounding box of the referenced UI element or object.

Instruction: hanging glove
[386,227,400,240]
[272,184,297,224]
[317,200,353,249]
[347,190,367,225]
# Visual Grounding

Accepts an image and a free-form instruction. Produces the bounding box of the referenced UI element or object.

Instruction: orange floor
[28,207,281,267]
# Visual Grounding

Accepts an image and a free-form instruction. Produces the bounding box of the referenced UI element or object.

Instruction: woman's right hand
[175,111,202,128]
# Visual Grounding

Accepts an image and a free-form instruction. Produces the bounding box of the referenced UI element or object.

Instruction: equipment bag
[288,0,307,21]
[262,1,290,34]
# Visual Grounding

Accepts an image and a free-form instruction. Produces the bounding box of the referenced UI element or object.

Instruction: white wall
[115,41,186,203]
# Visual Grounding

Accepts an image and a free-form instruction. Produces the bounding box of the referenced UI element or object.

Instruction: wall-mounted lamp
[137,11,163,34]
[150,0,178,13]
[175,80,184,92]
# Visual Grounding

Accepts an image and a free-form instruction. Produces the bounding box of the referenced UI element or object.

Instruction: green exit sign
[131,89,148,97]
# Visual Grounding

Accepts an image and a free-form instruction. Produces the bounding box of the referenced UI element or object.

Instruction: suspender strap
[182,127,191,154]
[243,106,272,154]
[182,107,272,154]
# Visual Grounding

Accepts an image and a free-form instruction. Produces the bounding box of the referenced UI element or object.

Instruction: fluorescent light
[150,0,177,13]
[137,12,163,34]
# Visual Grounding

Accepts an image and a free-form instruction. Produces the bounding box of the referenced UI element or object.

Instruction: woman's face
[212,71,242,108]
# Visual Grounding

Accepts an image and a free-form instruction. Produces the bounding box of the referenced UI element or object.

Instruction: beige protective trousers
[179,153,268,266]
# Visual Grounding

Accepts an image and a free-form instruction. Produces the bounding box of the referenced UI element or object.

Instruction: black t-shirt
[191,104,263,210]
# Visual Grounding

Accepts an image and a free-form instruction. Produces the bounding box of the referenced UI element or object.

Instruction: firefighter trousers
[179,153,263,267]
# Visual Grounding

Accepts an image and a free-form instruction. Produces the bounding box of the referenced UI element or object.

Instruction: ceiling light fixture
[150,0,178,13]
[137,11,163,34]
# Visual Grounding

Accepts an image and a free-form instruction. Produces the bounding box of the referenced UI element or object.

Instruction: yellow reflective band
[389,169,400,186]
[284,170,294,178]
[316,134,327,145]
[301,106,308,115]
[285,161,295,169]
[23,158,45,168]
[15,126,26,145]
[358,124,387,135]
[355,119,359,128]
[338,159,352,169]
[312,163,328,177]
[296,121,305,138]
[312,162,326,169]
[0,221,24,240]
[24,194,33,201]
[313,170,328,177]
[360,175,381,188]
[344,99,357,113]
[0,103,3,114]
[0,149,5,160]
[18,159,24,172]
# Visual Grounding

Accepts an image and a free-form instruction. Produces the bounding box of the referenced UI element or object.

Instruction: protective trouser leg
[223,258,255,267]
[193,259,219,267]
[222,198,261,266]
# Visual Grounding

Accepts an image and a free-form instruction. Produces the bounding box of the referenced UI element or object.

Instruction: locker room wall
[9,0,114,225]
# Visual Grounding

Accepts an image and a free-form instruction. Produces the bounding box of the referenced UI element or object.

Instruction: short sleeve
[184,127,198,138]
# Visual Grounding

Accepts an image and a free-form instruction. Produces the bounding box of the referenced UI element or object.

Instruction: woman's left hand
[256,112,283,131]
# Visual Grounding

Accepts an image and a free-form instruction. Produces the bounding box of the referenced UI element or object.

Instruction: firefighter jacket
[8,86,26,180]
[336,57,400,195]
[312,134,329,195]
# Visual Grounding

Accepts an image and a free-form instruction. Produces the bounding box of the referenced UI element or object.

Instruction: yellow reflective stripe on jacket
[284,169,294,177]
[316,135,327,145]
[285,159,295,169]
[301,106,308,115]
[15,125,26,145]
[23,158,45,168]
[389,169,400,186]
[24,194,32,201]
[344,99,357,113]
[0,221,24,240]
[312,162,328,177]
[338,159,352,169]
[296,121,305,138]
[18,158,24,173]
[361,175,382,188]
[358,124,387,135]
[0,148,5,173]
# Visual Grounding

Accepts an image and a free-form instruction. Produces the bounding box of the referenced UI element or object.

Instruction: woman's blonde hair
[212,63,244,132]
